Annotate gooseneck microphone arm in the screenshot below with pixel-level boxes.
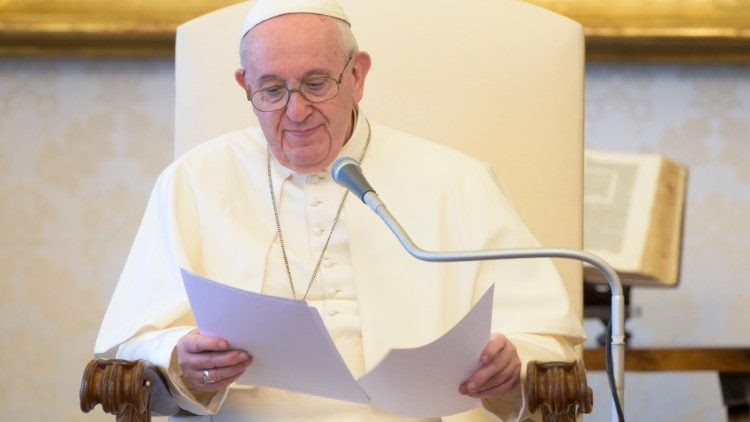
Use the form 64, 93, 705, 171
331, 157, 625, 422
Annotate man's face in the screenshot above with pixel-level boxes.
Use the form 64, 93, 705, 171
235, 14, 370, 173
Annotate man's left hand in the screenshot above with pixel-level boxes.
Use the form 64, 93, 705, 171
459, 333, 521, 398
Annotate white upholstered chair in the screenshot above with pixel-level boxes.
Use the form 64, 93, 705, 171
174, 0, 584, 317
80, 1, 590, 421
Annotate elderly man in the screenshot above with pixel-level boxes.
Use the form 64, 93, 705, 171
95, 0, 584, 420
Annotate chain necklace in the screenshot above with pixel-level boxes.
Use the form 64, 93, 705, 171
267, 118, 371, 301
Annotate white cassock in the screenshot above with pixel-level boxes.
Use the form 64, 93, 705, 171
95, 110, 585, 421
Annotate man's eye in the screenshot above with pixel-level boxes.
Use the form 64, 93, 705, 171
263, 86, 286, 99
304, 78, 328, 92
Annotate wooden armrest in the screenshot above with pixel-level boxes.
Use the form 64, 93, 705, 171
526, 360, 593, 421
80, 358, 592, 421
80, 359, 151, 422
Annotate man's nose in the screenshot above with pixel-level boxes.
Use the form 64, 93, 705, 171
285, 90, 312, 122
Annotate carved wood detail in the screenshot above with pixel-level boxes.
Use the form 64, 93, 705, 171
80, 359, 151, 422
525, 360, 593, 422
79, 358, 593, 421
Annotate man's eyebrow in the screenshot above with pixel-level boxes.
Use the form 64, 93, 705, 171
255, 67, 333, 84
256, 74, 284, 84
303, 67, 331, 77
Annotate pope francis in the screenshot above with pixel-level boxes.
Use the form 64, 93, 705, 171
94, 0, 585, 420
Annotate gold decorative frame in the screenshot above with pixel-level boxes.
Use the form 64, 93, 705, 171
0, 0, 244, 57
530, 0, 750, 62
0, 0, 749, 61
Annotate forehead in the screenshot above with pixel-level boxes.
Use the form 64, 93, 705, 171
244, 14, 345, 80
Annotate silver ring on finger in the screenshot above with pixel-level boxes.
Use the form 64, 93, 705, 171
202, 369, 217, 384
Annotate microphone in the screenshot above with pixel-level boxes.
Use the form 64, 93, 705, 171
330, 156, 626, 421
331, 157, 378, 205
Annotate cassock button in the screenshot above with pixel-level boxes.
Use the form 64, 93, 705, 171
313, 227, 324, 236
310, 175, 321, 184
310, 199, 321, 207
323, 258, 335, 267
327, 308, 339, 316
326, 287, 337, 298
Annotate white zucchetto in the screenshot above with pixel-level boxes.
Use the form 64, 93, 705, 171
240, 0, 350, 40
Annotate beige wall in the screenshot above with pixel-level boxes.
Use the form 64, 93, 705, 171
583, 63, 750, 421
0, 58, 173, 421
1, 58, 748, 421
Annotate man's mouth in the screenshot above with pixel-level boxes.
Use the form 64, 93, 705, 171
284, 125, 322, 138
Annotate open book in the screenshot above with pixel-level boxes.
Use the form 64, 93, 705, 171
583, 149, 688, 287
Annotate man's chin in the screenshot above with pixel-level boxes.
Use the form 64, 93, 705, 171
280, 144, 334, 172
285, 155, 332, 173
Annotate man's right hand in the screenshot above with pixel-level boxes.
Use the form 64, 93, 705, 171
176, 330, 252, 392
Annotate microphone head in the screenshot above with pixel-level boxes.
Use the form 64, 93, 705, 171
330, 156, 375, 202
331, 156, 360, 185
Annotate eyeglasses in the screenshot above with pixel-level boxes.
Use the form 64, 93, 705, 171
246, 53, 353, 112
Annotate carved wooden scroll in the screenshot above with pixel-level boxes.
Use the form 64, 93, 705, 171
80, 359, 151, 422
526, 360, 593, 422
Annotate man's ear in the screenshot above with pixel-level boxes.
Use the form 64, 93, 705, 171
351, 51, 371, 104
234, 68, 250, 90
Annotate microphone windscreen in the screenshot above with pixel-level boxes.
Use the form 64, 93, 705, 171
331, 157, 375, 202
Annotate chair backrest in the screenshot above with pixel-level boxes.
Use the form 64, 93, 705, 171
175, 0, 584, 317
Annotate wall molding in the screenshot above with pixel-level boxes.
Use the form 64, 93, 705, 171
1, 0, 749, 62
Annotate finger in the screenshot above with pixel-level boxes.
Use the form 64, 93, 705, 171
479, 333, 508, 364
180, 333, 230, 354
187, 349, 252, 370
184, 369, 244, 393
178, 350, 252, 383
467, 374, 520, 398
207, 370, 244, 391
462, 364, 501, 394
465, 355, 521, 396
469, 361, 521, 397
184, 360, 251, 385
182, 361, 251, 392
215, 361, 250, 382
484, 360, 519, 390
464, 350, 511, 391
462, 344, 519, 393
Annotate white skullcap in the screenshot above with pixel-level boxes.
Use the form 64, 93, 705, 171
240, 0, 350, 40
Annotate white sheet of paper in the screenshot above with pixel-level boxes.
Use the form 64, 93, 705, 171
357, 284, 492, 416
182, 269, 369, 403
182, 268, 493, 417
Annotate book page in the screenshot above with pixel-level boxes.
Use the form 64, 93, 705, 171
584, 150, 660, 271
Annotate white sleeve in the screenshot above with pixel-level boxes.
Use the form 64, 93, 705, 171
95, 165, 196, 356
95, 163, 230, 414
115, 326, 230, 415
